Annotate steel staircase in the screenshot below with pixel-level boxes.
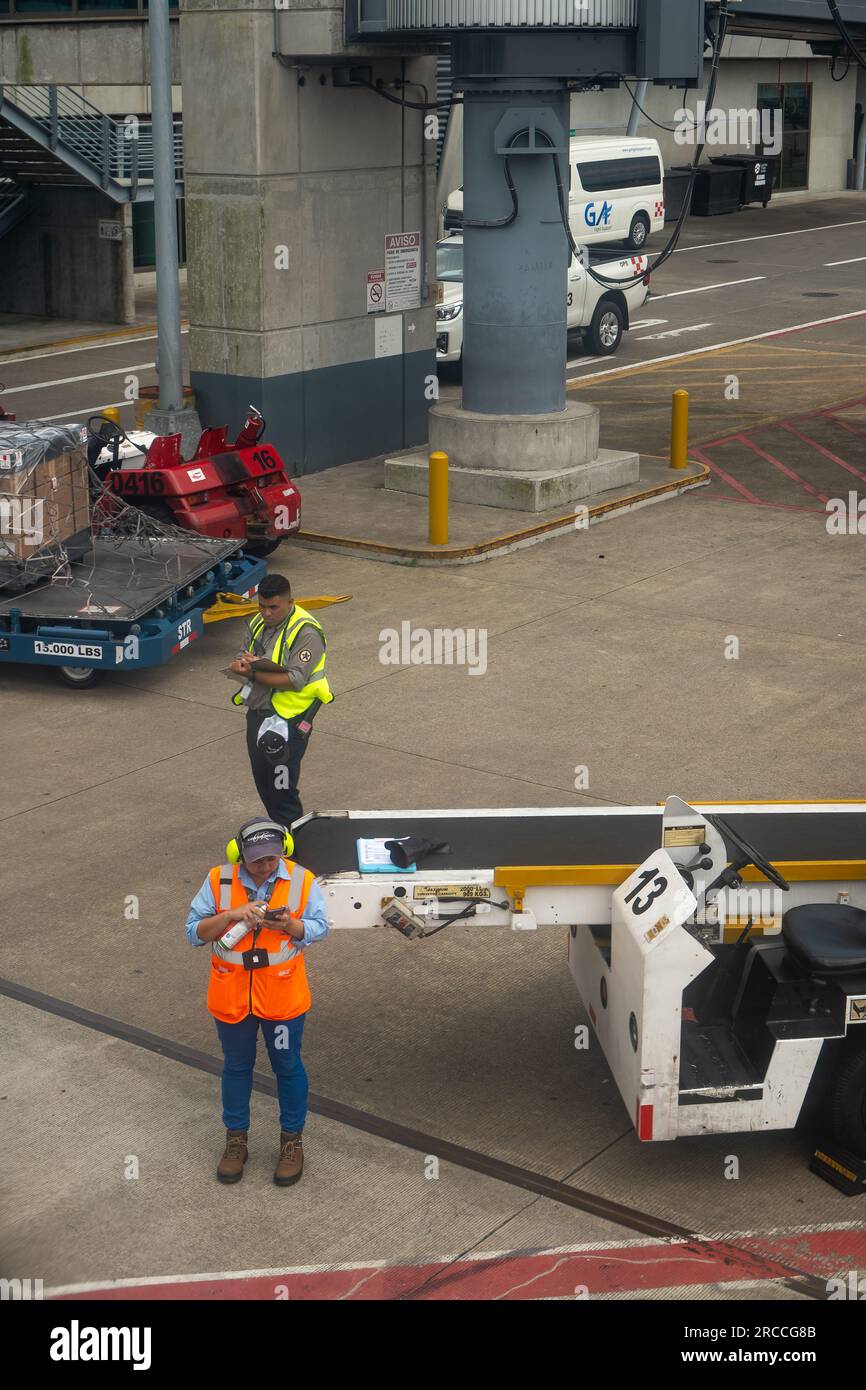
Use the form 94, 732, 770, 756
0, 83, 183, 213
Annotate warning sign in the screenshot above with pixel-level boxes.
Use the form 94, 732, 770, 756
384, 231, 421, 313
366, 269, 385, 314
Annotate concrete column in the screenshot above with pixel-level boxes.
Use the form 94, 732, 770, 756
180, 1, 436, 474
459, 78, 570, 416
0, 188, 133, 324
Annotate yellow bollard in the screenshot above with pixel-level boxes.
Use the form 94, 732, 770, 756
429, 450, 449, 545
671, 389, 689, 470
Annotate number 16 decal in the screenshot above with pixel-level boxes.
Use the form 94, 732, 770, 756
624, 866, 668, 916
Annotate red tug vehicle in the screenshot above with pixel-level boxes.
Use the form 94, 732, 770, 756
88, 406, 301, 558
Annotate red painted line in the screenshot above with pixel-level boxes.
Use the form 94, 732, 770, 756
690, 446, 763, 504
827, 414, 866, 441
780, 421, 866, 484
734, 433, 830, 504
693, 492, 821, 514
50, 1228, 866, 1302
762, 308, 866, 341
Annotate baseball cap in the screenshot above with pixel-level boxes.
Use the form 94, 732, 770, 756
240, 824, 285, 861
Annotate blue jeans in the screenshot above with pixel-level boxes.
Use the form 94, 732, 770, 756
214, 1012, 308, 1133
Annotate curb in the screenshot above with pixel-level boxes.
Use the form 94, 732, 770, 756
0, 321, 190, 360
292, 463, 710, 566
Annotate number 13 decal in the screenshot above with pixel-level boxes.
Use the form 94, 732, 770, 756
624, 866, 668, 916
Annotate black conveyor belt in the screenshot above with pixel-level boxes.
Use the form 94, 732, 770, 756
293, 810, 866, 879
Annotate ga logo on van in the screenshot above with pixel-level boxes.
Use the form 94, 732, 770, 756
584, 201, 613, 228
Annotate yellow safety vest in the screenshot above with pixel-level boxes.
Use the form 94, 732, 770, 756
233, 603, 334, 719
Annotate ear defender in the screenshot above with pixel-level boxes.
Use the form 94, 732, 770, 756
225, 823, 294, 863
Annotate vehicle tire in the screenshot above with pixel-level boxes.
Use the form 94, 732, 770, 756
245, 537, 284, 558
830, 1039, 866, 1159
587, 299, 624, 356
58, 665, 101, 689
626, 213, 650, 250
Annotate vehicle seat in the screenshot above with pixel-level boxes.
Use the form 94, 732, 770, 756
782, 903, 866, 973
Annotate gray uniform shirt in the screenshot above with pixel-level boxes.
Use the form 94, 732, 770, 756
246, 608, 326, 713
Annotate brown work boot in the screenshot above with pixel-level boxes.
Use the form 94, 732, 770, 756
274, 1130, 304, 1186
217, 1129, 248, 1184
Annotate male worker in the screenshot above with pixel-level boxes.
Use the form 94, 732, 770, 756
228, 574, 333, 827
186, 817, 329, 1185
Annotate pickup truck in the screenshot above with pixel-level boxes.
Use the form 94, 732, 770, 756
436, 234, 651, 368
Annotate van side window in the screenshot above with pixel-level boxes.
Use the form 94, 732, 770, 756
576, 156, 663, 193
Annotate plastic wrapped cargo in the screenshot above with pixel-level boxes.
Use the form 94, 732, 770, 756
0, 420, 91, 568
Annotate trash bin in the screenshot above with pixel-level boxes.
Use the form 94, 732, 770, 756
663, 168, 694, 222
710, 154, 778, 208
686, 163, 744, 216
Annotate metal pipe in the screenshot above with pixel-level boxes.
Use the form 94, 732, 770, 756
627, 78, 648, 137
148, 0, 183, 412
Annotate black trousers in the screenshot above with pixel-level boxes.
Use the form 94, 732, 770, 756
245, 709, 311, 828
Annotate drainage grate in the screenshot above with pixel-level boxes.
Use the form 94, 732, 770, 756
802, 292, 839, 298
707, 258, 738, 264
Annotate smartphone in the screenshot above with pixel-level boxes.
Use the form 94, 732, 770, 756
262, 908, 287, 922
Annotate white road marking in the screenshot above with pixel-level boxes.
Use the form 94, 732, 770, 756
35, 400, 130, 421
9, 363, 154, 393
630, 319, 668, 329
825, 256, 866, 267
0, 329, 187, 368
651, 277, 765, 301
674, 219, 866, 254
566, 307, 866, 385
635, 322, 713, 341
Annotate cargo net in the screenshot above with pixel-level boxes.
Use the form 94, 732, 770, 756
0, 417, 227, 612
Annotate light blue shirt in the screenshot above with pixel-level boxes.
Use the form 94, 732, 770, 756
185, 860, 330, 949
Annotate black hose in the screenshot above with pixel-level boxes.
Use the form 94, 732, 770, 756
827, 0, 866, 73
584, 0, 731, 293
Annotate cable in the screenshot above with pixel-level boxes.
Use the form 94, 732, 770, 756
831, 51, 851, 80
357, 75, 457, 112
827, 0, 866, 73
464, 128, 538, 229
419, 897, 511, 938
583, 0, 731, 293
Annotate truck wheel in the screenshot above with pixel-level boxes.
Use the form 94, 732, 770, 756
245, 537, 283, 558
830, 1040, 866, 1159
58, 665, 101, 689
588, 300, 624, 356
626, 213, 650, 250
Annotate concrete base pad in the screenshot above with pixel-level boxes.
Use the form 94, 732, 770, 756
384, 447, 640, 513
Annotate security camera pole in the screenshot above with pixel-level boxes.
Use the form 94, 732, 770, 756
147, 0, 200, 453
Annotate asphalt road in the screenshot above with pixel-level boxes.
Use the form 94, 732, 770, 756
1, 194, 864, 435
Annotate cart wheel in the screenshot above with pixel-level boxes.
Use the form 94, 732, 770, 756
58, 665, 102, 689
244, 537, 284, 558
830, 1040, 866, 1159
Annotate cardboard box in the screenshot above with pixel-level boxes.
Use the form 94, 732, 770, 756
0, 423, 90, 560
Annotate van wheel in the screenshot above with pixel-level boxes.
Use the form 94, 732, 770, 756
588, 300, 624, 356
830, 1040, 866, 1159
627, 213, 650, 250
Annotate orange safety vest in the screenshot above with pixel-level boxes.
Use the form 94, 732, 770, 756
206, 859, 314, 1024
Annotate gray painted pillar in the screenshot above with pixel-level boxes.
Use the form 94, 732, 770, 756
856, 109, 866, 193
627, 79, 648, 137
461, 80, 570, 416
148, 0, 183, 411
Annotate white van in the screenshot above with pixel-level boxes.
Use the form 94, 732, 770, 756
440, 136, 664, 251
568, 136, 665, 250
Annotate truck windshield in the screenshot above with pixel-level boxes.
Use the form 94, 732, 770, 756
436, 240, 464, 283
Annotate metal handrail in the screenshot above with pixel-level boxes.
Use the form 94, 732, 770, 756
0, 83, 183, 188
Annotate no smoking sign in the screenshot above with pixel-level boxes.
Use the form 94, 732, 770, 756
367, 269, 385, 314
